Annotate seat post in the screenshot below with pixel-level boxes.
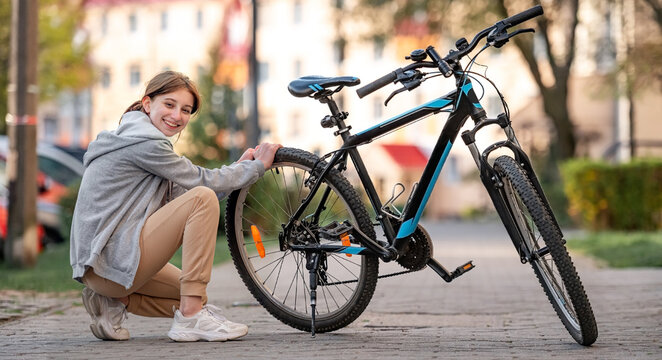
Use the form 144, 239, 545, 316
320, 95, 351, 140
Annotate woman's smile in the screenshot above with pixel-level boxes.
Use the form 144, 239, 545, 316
142, 88, 194, 137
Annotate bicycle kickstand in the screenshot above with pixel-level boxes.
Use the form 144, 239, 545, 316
306, 251, 321, 337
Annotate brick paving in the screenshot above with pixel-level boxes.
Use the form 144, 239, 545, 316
1, 220, 661, 359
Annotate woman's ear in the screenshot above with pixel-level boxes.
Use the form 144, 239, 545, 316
141, 96, 151, 114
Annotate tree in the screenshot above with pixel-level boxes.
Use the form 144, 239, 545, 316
355, 0, 581, 161
0, 0, 92, 134
183, 46, 237, 168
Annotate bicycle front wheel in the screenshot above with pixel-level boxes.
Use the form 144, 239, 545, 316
494, 155, 598, 346
225, 147, 379, 333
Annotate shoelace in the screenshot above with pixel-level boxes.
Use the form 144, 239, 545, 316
204, 305, 229, 323
109, 303, 128, 330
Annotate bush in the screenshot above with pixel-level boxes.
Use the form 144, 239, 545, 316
561, 158, 662, 230
58, 179, 81, 242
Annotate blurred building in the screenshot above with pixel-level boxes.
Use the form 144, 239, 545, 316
82, 0, 229, 139
72, 0, 661, 218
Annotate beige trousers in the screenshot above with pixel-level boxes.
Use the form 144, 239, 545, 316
82, 186, 219, 318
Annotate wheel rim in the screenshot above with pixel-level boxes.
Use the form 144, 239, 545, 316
232, 162, 369, 321
502, 179, 581, 331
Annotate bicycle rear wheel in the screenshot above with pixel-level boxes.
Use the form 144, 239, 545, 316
225, 148, 379, 333
494, 155, 598, 346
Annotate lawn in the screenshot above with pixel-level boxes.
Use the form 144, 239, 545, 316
567, 231, 662, 268
0, 236, 233, 292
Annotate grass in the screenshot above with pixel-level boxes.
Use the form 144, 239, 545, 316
567, 231, 662, 268
0, 235, 233, 293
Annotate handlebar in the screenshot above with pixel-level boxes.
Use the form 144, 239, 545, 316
501, 5, 543, 28
356, 5, 544, 98
356, 71, 397, 98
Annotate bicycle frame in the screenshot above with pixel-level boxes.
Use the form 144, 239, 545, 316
282, 72, 488, 260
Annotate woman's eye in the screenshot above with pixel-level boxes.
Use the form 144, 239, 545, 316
182, 109, 191, 115
165, 102, 174, 108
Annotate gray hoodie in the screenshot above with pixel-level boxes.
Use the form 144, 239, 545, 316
70, 111, 265, 289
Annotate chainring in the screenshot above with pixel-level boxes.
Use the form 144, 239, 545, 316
388, 215, 434, 271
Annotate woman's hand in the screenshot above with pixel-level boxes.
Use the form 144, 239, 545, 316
237, 148, 256, 162
253, 142, 282, 169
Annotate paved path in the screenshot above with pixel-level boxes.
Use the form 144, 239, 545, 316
1, 221, 661, 359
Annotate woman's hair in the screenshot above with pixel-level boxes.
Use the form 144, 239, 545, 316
123, 70, 201, 116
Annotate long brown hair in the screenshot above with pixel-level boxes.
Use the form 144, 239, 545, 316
123, 70, 201, 118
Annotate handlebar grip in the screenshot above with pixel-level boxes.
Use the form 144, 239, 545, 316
502, 5, 543, 27
356, 71, 397, 98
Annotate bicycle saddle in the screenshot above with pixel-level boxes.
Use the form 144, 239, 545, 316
288, 76, 360, 97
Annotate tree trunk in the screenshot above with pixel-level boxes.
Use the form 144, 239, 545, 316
494, 0, 579, 160
541, 86, 576, 160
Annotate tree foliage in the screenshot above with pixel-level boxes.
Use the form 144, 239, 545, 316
0, 0, 92, 134
183, 46, 237, 168
355, 0, 580, 160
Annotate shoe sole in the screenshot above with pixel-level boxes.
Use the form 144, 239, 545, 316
82, 288, 129, 341
167, 327, 248, 342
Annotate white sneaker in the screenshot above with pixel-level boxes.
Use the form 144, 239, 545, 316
81, 287, 130, 341
167, 305, 248, 342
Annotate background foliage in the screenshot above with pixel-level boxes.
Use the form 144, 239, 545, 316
0, 0, 92, 135
561, 159, 662, 230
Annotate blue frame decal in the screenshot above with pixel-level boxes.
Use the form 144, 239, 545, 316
338, 246, 366, 255
355, 97, 453, 136
396, 141, 453, 238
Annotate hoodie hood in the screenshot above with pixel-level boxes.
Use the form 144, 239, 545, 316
83, 111, 170, 167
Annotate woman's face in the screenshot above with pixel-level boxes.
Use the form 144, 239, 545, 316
142, 88, 194, 137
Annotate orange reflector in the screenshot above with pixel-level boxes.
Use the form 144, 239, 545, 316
250, 225, 265, 258
463, 263, 473, 270
340, 233, 352, 257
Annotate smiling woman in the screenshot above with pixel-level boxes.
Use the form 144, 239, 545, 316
69, 70, 281, 342
142, 88, 194, 137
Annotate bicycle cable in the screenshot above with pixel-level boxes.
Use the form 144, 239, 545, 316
453, 42, 511, 119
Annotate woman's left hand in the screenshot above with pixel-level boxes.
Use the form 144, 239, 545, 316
237, 148, 256, 162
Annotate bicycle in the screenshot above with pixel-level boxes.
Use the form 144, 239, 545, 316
225, 5, 598, 346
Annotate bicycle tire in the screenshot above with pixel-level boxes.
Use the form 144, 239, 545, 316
225, 147, 379, 333
494, 155, 598, 346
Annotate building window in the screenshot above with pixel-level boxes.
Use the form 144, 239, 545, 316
196, 65, 206, 83
293, 0, 302, 24
373, 97, 383, 119
43, 116, 58, 142
196, 9, 203, 29
333, 38, 346, 64
161, 11, 168, 31
101, 13, 108, 36
100, 67, 111, 88
443, 156, 460, 183
373, 37, 384, 60
129, 13, 137, 32
293, 59, 302, 78
258, 61, 269, 83
129, 65, 141, 86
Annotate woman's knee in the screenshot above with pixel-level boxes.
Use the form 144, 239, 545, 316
189, 186, 220, 214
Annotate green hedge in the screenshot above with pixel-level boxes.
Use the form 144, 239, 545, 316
561, 159, 662, 231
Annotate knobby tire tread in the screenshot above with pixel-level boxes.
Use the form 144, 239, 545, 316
495, 155, 598, 346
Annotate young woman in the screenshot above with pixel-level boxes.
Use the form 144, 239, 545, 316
70, 71, 280, 342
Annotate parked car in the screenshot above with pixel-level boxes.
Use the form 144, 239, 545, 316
0, 136, 85, 257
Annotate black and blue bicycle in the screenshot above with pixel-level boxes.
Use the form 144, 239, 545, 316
225, 5, 598, 345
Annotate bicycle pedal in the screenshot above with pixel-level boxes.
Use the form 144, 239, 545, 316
451, 261, 475, 279
319, 221, 354, 240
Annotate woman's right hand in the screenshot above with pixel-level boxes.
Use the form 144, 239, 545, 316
253, 142, 282, 169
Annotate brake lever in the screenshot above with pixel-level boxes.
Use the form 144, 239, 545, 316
384, 70, 424, 106
384, 87, 407, 106
489, 28, 535, 48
